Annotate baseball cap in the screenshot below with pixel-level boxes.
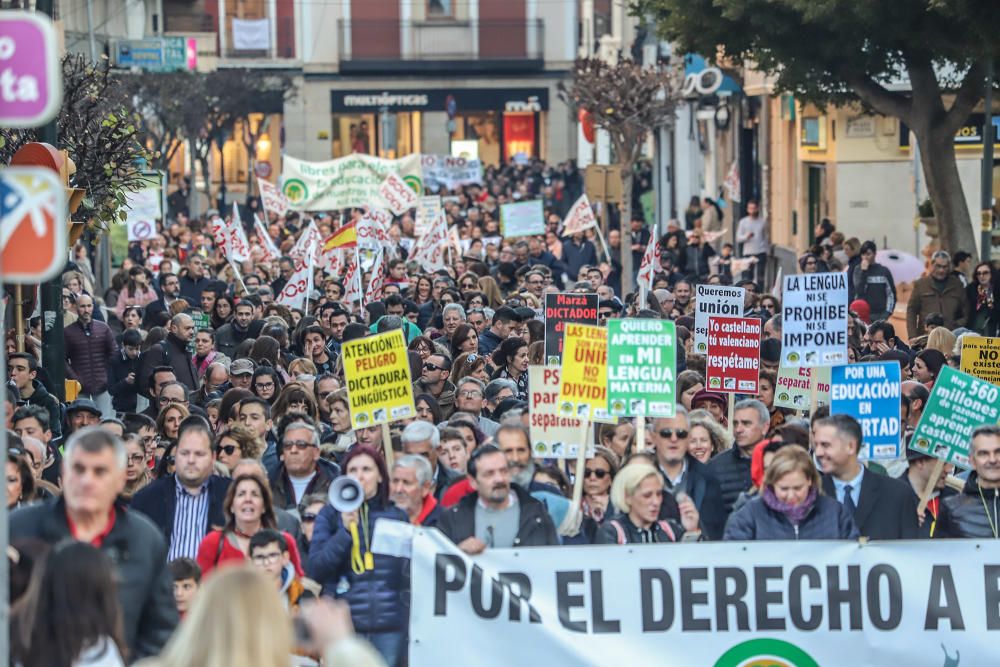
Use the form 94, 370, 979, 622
230, 358, 255, 376
66, 398, 102, 416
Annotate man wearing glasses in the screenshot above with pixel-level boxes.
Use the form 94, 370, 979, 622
269, 418, 340, 511
522, 270, 546, 300
447, 377, 499, 438
413, 353, 456, 419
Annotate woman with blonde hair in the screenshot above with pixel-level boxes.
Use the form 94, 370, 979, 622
925, 326, 957, 357
595, 462, 701, 544
687, 418, 733, 463
156, 402, 190, 442
477, 275, 504, 307
724, 445, 859, 540
215, 426, 266, 473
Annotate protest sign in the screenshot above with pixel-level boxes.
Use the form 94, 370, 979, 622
606, 319, 676, 418
909, 365, 1000, 469
543, 293, 598, 364
379, 171, 420, 215
410, 210, 449, 271
693, 284, 744, 353
410, 528, 998, 667
500, 200, 545, 238
561, 194, 598, 236
124, 188, 160, 241
210, 213, 250, 262
257, 176, 289, 218
415, 195, 442, 235
781, 272, 848, 367
705, 316, 760, 394
528, 366, 592, 458
636, 233, 660, 292
959, 336, 1000, 385
558, 323, 608, 419
275, 239, 315, 311
420, 154, 482, 189
342, 329, 414, 429
830, 362, 902, 459
281, 153, 422, 211
774, 366, 830, 410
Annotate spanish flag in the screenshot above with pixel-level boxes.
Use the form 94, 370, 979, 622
323, 222, 357, 251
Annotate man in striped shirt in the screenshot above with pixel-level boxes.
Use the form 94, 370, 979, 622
133, 417, 230, 560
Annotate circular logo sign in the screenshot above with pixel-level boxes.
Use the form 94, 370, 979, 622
402, 174, 423, 194
282, 178, 309, 205
714, 639, 819, 667
254, 161, 272, 179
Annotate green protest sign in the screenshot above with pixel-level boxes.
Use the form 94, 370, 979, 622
606, 318, 676, 417
910, 365, 1000, 469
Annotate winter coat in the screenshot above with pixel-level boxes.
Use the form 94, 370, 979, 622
412, 378, 456, 419
436, 483, 560, 547
306, 499, 410, 633
593, 513, 688, 544
21, 379, 63, 439
137, 333, 199, 393
706, 445, 754, 517
935, 473, 1000, 539
433, 461, 463, 502
851, 261, 897, 320
669, 455, 727, 540
214, 321, 254, 358
269, 457, 341, 511
906, 274, 968, 338
108, 350, 141, 413
130, 475, 231, 552
477, 328, 505, 356
723, 493, 859, 540
561, 239, 598, 282
64, 319, 118, 394
965, 281, 1000, 337
10, 498, 177, 659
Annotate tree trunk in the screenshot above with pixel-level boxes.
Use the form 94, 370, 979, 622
619, 161, 634, 297
914, 127, 977, 254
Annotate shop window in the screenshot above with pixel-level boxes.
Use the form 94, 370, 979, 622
451, 112, 501, 166
331, 112, 421, 158
503, 112, 536, 162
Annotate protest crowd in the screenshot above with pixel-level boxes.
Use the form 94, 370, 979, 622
6, 155, 1000, 667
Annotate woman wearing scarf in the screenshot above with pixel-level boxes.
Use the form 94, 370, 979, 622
966, 261, 1000, 336
723, 446, 859, 540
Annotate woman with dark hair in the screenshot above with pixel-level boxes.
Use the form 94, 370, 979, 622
307, 445, 409, 667
912, 348, 946, 388
490, 337, 529, 400
154, 440, 177, 479
414, 393, 443, 425
114, 265, 157, 321
249, 335, 286, 375
218, 387, 254, 432
196, 473, 303, 575
413, 274, 434, 305
212, 295, 235, 330
449, 323, 479, 358
407, 335, 436, 361
271, 381, 319, 423
251, 366, 282, 404
6, 451, 36, 509
967, 261, 1000, 336
451, 351, 491, 385
12, 542, 126, 666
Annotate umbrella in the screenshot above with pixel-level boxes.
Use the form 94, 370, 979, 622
876, 249, 925, 284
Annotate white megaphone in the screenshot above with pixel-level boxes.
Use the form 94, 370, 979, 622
329, 476, 364, 513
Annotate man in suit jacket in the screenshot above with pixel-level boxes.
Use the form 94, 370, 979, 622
814, 414, 919, 540
131, 417, 231, 559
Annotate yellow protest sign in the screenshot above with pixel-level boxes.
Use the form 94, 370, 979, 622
557, 323, 609, 420
342, 329, 415, 429
960, 336, 1000, 385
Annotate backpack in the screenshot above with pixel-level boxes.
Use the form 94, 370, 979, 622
609, 518, 676, 544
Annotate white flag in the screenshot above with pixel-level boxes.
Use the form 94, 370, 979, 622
276, 241, 316, 310
342, 258, 362, 303
290, 221, 322, 264
378, 172, 420, 215
410, 212, 449, 271
363, 248, 386, 307
357, 207, 394, 251
637, 234, 661, 291
210, 206, 251, 262
258, 177, 289, 219
561, 194, 598, 236
254, 214, 280, 262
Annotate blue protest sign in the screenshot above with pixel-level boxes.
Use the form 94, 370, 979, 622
830, 361, 902, 459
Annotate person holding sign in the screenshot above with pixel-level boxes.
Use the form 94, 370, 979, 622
936, 424, 1000, 538
594, 462, 702, 544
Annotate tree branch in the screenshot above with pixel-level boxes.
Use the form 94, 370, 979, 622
943, 62, 985, 134
843, 72, 912, 124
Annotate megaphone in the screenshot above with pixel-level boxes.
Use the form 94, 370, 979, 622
329, 476, 364, 513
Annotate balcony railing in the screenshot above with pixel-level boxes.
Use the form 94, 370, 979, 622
337, 19, 544, 65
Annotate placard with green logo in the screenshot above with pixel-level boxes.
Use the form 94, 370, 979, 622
909, 365, 1000, 469
606, 318, 676, 417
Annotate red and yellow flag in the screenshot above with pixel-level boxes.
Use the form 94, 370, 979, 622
322, 222, 357, 251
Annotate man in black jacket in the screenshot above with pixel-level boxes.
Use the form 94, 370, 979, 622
936, 424, 1000, 538
108, 329, 143, 413
10, 427, 177, 659
138, 313, 199, 392
8, 352, 62, 439
268, 418, 340, 510
815, 414, 919, 540
438, 444, 559, 553
898, 449, 955, 538
215, 301, 256, 358
708, 399, 769, 516
132, 416, 230, 559
142, 272, 183, 329
651, 408, 726, 540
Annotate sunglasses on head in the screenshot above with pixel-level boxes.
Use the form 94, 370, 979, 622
659, 428, 689, 440
584, 468, 609, 479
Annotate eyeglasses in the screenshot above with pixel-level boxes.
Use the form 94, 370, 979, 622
158, 396, 187, 405
459, 390, 482, 399
658, 428, 689, 440
584, 468, 609, 479
255, 382, 275, 390
218, 444, 239, 456
301, 512, 318, 523
423, 362, 446, 372
461, 282, 476, 289
127, 454, 146, 464
598, 311, 614, 319
283, 440, 316, 451
976, 270, 992, 276
251, 551, 283, 565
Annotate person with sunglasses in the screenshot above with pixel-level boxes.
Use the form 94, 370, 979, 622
268, 416, 341, 511
650, 408, 727, 540
413, 352, 457, 419
296, 492, 329, 556
581, 446, 619, 527
215, 426, 265, 474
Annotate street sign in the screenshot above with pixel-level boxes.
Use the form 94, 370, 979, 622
0, 12, 62, 127
0, 166, 67, 283
111, 37, 196, 72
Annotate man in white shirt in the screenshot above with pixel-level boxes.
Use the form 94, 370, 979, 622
735, 199, 770, 287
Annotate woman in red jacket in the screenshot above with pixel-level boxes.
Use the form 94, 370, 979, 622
196, 473, 303, 576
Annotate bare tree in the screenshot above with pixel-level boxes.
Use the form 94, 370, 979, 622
559, 56, 681, 295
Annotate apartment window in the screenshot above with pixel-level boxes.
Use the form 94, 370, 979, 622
427, 0, 453, 17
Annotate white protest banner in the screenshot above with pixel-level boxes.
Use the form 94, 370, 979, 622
500, 200, 545, 238
257, 176, 289, 219
781, 272, 848, 367
416, 195, 442, 236
363, 247, 386, 307
420, 154, 483, 189
289, 220, 322, 263
410, 212, 449, 271
379, 171, 420, 215
281, 153, 422, 211
528, 366, 592, 458
357, 208, 394, 251
636, 234, 660, 291
124, 188, 160, 241
562, 194, 598, 236
211, 209, 250, 262
342, 259, 362, 303
254, 214, 280, 262
693, 284, 745, 354
411, 529, 997, 667
275, 241, 315, 310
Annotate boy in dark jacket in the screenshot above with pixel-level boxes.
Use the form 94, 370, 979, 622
108, 329, 143, 413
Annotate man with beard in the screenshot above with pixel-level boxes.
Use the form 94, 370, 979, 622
400, 420, 461, 501
138, 314, 199, 392
215, 301, 256, 358
437, 443, 558, 553
64, 294, 118, 417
